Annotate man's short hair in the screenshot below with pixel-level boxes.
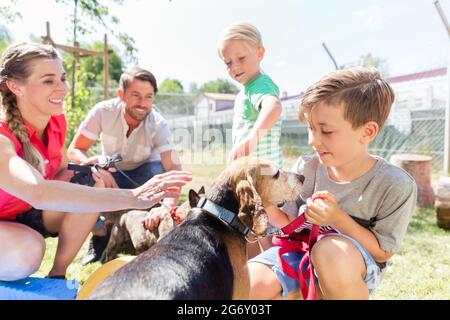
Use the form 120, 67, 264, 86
119, 67, 158, 94
299, 67, 394, 129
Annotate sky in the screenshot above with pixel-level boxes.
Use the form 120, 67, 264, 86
3, 0, 450, 96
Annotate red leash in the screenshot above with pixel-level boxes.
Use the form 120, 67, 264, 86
273, 196, 333, 300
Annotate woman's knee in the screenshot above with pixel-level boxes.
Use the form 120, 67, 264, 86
0, 223, 45, 281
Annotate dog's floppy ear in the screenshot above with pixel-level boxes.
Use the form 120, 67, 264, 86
198, 186, 205, 195
235, 175, 268, 236
188, 189, 201, 208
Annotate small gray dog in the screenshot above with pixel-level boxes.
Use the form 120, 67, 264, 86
100, 187, 205, 263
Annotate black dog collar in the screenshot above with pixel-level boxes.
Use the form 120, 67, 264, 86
196, 198, 250, 237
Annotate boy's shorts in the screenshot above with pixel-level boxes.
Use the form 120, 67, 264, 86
248, 233, 384, 297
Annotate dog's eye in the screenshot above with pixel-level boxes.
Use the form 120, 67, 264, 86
273, 170, 280, 179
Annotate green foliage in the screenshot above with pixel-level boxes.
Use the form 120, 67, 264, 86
0, 25, 13, 54
62, 43, 123, 145
63, 56, 96, 145
357, 53, 389, 76
159, 78, 184, 93
55, 0, 137, 63
199, 78, 239, 94
78, 42, 124, 85
340, 53, 389, 76
188, 82, 199, 94
50, 0, 131, 144
0, 0, 21, 23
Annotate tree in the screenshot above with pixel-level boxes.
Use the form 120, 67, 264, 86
357, 53, 389, 76
189, 82, 199, 94
159, 79, 184, 93
199, 78, 239, 94
56, 0, 137, 62
53, 0, 135, 143
0, 1, 21, 23
63, 42, 124, 143
341, 53, 389, 76
76, 41, 124, 86
1, 0, 136, 144
0, 25, 13, 54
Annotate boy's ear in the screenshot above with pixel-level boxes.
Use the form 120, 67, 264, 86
257, 47, 265, 60
361, 121, 379, 143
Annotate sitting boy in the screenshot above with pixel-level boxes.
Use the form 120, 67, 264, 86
248, 67, 417, 299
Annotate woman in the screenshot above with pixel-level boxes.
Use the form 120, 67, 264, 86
0, 42, 191, 281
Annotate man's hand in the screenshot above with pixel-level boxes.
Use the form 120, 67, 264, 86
91, 167, 119, 189
91, 169, 106, 188
81, 155, 102, 166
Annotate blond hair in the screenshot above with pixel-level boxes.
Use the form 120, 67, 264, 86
299, 67, 394, 129
0, 42, 59, 174
218, 21, 263, 58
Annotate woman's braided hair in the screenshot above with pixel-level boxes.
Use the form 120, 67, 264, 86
0, 42, 59, 174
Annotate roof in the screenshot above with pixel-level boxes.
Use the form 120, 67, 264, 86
281, 67, 448, 101
202, 92, 236, 101
281, 92, 304, 102
387, 67, 447, 84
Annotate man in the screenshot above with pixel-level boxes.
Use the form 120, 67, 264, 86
67, 67, 182, 264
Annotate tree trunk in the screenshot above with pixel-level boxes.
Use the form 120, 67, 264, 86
390, 154, 435, 208
435, 176, 450, 230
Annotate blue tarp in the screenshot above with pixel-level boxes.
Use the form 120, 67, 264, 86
0, 277, 78, 300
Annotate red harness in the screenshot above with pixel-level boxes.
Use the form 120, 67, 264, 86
272, 197, 335, 300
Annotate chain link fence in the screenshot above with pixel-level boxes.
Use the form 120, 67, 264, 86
82, 76, 448, 174
156, 83, 447, 174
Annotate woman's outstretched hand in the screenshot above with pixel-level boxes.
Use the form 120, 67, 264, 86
132, 170, 192, 209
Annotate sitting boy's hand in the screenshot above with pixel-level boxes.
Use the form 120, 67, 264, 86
305, 191, 346, 227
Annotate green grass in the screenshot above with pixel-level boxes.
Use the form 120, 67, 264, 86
371, 208, 450, 300
35, 154, 450, 299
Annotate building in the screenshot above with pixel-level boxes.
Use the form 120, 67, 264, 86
193, 92, 236, 125
387, 67, 448, 134
279, 67, 448, 134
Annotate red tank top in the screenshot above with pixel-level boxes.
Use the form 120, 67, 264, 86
0, 114, 66, 220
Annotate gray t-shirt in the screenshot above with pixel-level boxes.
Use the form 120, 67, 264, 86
283, 155, 417, 253
78, 98, 175, 171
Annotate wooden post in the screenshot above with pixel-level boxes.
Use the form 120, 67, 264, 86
41, 22, 111, 104
44, 21, 51, 44
435, 176, 450, 229
434, 1, 450, 174
390, 154, 435, 208
104, 34, 109, 100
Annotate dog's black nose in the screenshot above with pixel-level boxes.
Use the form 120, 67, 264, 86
298, 174, 305, 183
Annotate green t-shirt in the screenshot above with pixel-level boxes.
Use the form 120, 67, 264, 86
232, 74, 282, 167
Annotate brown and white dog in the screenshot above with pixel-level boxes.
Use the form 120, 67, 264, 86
88, 157, 304, 300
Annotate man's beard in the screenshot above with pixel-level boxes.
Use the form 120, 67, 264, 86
125, 105, 150, 122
